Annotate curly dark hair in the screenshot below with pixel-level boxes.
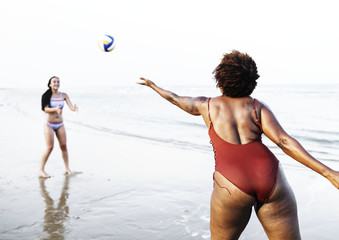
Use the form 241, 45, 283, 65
213, 50, 259, 97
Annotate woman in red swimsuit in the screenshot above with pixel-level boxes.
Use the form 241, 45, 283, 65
137, 50, 339, 239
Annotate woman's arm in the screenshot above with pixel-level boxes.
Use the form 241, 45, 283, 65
63, 93, 78, 112
44, 106, 62, 114
137, 77, 207, 116
260, 102, 339, 189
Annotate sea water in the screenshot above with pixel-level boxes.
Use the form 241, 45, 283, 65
3, 84, 339, 165
72, 84, 339, 165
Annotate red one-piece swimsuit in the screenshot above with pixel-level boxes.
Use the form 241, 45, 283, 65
208, 98, 279, 203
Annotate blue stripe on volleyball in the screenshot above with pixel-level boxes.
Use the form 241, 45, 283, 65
104, 35, 114, 51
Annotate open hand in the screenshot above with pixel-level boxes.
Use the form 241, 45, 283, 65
74, 104, 79, 112
137, 77, 155, 87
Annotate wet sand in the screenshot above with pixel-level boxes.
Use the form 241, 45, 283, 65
1, 105, 339, 239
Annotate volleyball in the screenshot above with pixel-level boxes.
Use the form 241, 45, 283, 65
98, 35, 116, 52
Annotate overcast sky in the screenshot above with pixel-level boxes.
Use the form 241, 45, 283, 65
1, 0, 338, 89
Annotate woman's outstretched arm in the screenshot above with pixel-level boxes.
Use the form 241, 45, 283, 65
137, 77, 208, 116
260, 101, 339, 189
63, 93, 78, 112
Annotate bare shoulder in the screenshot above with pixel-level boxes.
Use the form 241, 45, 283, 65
186, 96, 209, 117
209, 95, 225, 105
193, 96, 209, 113
195, 96, 209, 105
207, 96, 225, 118
253, 99, 272, 114
257, 99, 286, 140
61, 92, 69, 100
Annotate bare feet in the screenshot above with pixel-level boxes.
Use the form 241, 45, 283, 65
39, 170, 51, 178
65, 169, 73, 175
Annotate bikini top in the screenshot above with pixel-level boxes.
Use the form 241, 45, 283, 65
50, 92, 64, 109
208, 98, 263, 144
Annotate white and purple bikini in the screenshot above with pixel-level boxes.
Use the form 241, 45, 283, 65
46, 92, 64, 131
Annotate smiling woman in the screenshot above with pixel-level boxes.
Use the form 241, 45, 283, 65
39, 76, 78, 178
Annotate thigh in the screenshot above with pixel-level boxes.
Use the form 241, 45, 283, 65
44, 124, 55, 147
55, 125, 67, 146
210, 172, 256, 240
256, 165, 301, 240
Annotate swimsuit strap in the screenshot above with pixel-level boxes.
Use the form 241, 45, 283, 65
207, 98, 212, 123
253, 98, 262, 131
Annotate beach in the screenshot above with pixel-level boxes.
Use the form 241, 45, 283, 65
1, 86, 339, 239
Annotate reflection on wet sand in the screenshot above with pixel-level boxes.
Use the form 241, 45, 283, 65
39, 176, 70, 240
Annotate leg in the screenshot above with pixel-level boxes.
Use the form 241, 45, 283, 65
256, 165, 301, 240
55, 125, 73, 175
39, 124, 54, 178
210, 172, 256, 240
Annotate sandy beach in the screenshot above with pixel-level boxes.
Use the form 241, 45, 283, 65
1, 91, 339, 240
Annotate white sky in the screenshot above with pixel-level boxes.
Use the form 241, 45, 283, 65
1, 0, 338, 88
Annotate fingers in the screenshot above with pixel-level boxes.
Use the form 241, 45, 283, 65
137, 77, 156, 88
55, 105, 61, 114
137, 77, 149, 85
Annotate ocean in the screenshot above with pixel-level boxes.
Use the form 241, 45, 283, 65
68, 83, 338, 166
1, 84, 339, 239
6, 83, 338, 166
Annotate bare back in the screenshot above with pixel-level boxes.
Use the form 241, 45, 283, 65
208, 96, 261, 145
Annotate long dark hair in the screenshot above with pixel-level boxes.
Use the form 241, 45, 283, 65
41, 76, 58, 111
